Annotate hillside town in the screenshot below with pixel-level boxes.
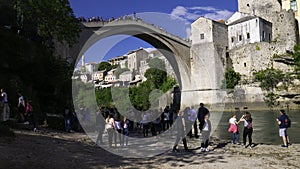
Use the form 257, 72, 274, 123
72, 48, 176, 88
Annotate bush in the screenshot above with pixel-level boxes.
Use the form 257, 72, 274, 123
222, 68, 241, 89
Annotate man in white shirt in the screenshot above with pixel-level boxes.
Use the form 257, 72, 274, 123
187, 106, 199, 138
1, 89, 9, 121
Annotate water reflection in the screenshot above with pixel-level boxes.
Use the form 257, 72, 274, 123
212, 110, 300, 144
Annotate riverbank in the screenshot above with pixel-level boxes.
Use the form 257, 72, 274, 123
0, 128, 299, 169
206, 102, 300, 112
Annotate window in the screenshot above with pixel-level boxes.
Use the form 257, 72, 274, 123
200, 33, 204, 39
291, 0, 297, 11
231, 37, 234, 43
244, 63, 247, 67
247, 33, 250, 39
262, 31, 265, 41
239, 35, 242, 41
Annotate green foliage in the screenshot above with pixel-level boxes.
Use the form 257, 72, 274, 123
73, 80, 96, 110
222, 68, 241, 89
97, 62, 117, 71
95, 88, 113, 108
160, 76, 177, 93
256, 44, 261, 51
264, 92, 278, 109
13, 0, 81, 46
254, 68, 284, 91
148, 57, 166, 71
292, 44, 300, 79
145, 68, 167, 89
0, 29, 73, 118
114, 68, 130, 79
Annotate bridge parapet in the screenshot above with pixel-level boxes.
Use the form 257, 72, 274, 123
81, 19, 191, 47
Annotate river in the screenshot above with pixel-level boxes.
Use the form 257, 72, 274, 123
211, 110, 300, 144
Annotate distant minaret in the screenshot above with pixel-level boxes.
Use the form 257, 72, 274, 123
81, 55, 85, 67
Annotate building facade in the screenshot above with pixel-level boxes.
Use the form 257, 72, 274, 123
127, 48, 148, 72
227, 12, 272, 49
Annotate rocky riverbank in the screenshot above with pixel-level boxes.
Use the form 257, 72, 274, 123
0, 128, 299, 169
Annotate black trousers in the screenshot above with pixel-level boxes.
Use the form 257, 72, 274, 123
243, 127, 253, 146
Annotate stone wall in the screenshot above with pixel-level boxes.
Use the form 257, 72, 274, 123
229, 42, 294, 78
238, 0, 297, 52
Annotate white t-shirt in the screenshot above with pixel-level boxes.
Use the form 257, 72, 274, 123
19, 96, 25, 106
229, 117, 237, 125
202, 120, 209, 131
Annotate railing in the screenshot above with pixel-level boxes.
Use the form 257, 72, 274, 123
80, 16, 192, 46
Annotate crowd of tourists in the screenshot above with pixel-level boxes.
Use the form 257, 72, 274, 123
0, 89, 37, 132
77, 12, 141, 23
0, 87, 293, 151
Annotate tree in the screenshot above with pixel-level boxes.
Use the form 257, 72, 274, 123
115, 68, 130, 79
254, 68, 284, 91
13, 0, 81, 46
222, 68, 241, 89
292, 44, 300, 79
144, 68, 167, 89
148, 57, 166, 71
97, 62, 117, 71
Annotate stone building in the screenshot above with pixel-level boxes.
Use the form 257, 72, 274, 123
119, 71, 132, 86
127, 48, 148, 72
108, 55, 127, 66
227, 12, 272, 49
104, 69, 117, 83
92, 70, 106, 82
190, 17, 228, 91
281, 0, 300, 38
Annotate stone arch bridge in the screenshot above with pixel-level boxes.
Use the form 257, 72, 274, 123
61, 19, 223, 109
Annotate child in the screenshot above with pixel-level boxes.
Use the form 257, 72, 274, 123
200, 114, 211, 152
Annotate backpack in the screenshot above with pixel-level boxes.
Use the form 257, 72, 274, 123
284, 116, 291, 128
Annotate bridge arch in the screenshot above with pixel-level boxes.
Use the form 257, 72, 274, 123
70, 19, 192, 90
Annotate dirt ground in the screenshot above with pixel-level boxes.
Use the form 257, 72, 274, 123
0, 128, 299, 169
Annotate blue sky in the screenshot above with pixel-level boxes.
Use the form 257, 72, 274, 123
69, 0, 238, 64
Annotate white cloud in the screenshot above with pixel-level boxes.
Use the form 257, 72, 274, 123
203, 10, 234, 21
171, 6, 187, 17
170, 6, 233, 38
171, 5, 234, 22
144, 47, 157, 53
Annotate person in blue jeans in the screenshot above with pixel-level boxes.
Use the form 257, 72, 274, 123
228, 114, 240, 144
123, 117, 130, 146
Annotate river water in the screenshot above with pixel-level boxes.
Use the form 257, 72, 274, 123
211, 110, 300, 144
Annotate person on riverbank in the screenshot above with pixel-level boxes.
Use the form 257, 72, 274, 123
200, 114, 211, 152
26, 100, 37, 132
105, 114, 115, 148
239, 112, 253, 148
198, 103, 210, 132
173, 110, 189, 152
18, 92, 25, 122
276, 109, 290, 148
187, 106, 199, 138
123, 117, 130, 146
1, 88, 9, 121
95, 108, 105, 145
228, 114, 240, 144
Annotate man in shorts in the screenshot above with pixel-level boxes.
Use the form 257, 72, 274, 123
276, 109, 289, 148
